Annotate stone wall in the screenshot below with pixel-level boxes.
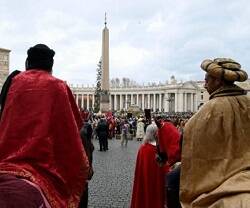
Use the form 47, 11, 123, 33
0, 48, 10, 89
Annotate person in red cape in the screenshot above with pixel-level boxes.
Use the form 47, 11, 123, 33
131, 124, 165, 208
155, 117, 181, 172
155, 116, 181, 208
0, 44, 89, 208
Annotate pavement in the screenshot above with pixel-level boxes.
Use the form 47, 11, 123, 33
88, 138, 141, 208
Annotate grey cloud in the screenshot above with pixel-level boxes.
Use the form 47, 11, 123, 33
1, 0, 250, 85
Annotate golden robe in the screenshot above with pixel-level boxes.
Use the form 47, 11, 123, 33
180, 85, 250, 208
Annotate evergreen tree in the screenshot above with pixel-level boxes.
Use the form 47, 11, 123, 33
94, 59, 102, 113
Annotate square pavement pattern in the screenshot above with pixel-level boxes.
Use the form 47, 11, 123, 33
88, 138, 141, 208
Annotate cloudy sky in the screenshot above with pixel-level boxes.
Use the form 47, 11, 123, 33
1, 0, 250, 85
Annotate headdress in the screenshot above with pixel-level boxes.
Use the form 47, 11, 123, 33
201, 58, 248, 82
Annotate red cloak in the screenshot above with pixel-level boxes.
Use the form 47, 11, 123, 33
131, 143, 165, 208
158, 122, 181, 172
0, 70, 89, 207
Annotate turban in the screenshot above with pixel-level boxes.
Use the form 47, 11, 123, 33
26, 44, 55, 70
201, 58, 248, 82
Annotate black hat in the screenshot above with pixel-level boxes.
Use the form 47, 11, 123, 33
26, 44, 55, 71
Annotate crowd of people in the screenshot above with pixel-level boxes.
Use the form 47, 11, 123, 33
0, 44, 249, 208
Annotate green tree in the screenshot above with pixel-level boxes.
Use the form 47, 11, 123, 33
94, 59, 102, 113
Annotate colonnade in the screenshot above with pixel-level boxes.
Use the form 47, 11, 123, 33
75, 94, 95, 110
110, 92, 197, 112
73, 91, 198, 112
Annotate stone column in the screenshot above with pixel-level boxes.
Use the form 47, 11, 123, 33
191, 93, 194, 112
184, 93, 186, 112
142, 94, 145, 110
181, 93, 184, 112
175, 92, 178, 112
87, 94, 89, 110
120, 94, 123, 110
159, 93, 162, 112
155, 94, 158, 110
164, 93, 169, 112
187, 93, 190, 111
114, 94, 117, 111
147, 94, 150, 109
84, 94, 86, 109
117, 95, 119, 110
92, 94, 95, 109
109, 94, 112, 110
139, 94, 142, 108
136, 94, 139, 106
153, 93, 156, 112
80, 94, 83, 108
108, 93, 112, 110
125, 94, 128, 109
76, 94, 79, 107
179, 92, 183, 112
194, 93, 197, 112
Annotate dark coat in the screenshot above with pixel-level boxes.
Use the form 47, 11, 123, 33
80, 122, 94, 165
96, 119, 109, 138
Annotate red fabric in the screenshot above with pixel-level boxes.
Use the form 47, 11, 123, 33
158, 122, 181, 173
0, 174, 45, 208
131, 143, 165, 208
105, 111, 113, 120
81, 110, 90, 122
0, 70, 89, 208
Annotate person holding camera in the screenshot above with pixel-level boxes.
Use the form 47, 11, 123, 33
131, 124, 165, 208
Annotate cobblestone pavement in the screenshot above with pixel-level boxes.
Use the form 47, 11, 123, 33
88, 138, 141, 208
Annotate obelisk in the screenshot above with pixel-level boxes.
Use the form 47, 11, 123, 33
100, 13, 110, 112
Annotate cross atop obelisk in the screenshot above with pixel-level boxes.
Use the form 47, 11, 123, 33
100, 12, 110, 112
104, 12, 107, 27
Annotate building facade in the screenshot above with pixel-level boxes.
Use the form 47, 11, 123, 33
70, 77, 250, 113
0, 48, 11, 89
1, 46, 249, 113
70, 81, 201, 113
